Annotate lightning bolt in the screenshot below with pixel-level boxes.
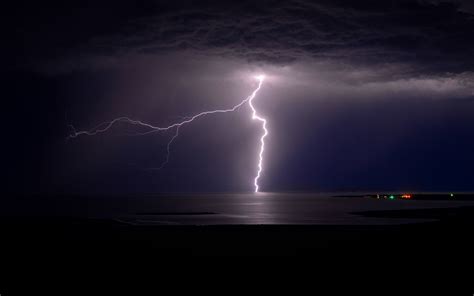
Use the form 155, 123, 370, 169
249, 75, 268, 192
69, 75, 267, 192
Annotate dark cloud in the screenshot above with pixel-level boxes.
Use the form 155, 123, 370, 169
426, 0, 474, 14
20, 0, 474, 76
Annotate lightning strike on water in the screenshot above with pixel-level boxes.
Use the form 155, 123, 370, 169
249, 75, 268, 192
69, 75, 267, 192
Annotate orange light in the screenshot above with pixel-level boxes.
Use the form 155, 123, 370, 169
401, 194, 412, 199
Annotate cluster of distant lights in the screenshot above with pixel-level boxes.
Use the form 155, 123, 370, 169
375, 194, 410, 200
374, 193, 455, 200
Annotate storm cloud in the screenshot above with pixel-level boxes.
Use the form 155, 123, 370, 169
20, 0, 473, 76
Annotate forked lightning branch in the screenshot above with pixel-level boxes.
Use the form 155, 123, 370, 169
69, 75, 268, 192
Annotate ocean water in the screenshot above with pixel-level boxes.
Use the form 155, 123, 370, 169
3, 192, 473, 225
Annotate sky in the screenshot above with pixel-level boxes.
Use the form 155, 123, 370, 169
4, 0, 474, 194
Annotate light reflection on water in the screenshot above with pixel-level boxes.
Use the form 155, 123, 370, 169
115, 192, 473, 225
2, 192, 471, 225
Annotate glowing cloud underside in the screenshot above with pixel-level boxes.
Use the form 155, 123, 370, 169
69, 76, 267, 192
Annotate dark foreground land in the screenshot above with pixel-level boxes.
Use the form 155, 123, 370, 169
1, 194, 473, 293
1, 205, 474, 255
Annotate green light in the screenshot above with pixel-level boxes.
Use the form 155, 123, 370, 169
389, 195, 395, 200
450, 193, 454, 197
